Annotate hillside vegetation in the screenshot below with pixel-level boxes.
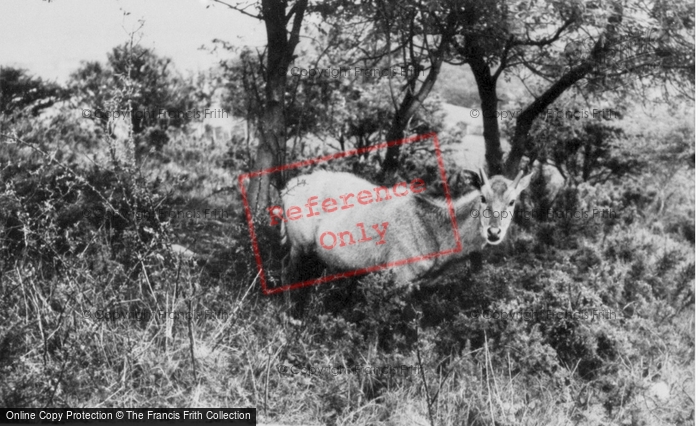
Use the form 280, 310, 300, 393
0, 66, 693, 424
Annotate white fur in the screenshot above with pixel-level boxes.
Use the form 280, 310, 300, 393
280, 170, 531, 284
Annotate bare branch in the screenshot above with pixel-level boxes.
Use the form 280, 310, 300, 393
287, 0, 308, 62
512, 16, 576, 47
212, 0, 262, 20
493, 35, 515, 81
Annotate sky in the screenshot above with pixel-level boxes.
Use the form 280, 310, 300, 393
0, 0, 267, 83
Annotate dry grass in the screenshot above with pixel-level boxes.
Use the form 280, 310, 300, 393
0, 114, 694, 426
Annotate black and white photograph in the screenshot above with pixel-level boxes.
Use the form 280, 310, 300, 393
0, 0, 695, 424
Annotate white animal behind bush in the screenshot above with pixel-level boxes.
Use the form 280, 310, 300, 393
277, 169, 532, 284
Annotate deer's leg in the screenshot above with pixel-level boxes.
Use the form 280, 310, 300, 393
282, 244, 302, 285
282, 244, 314, 318
468, 251, 483, 273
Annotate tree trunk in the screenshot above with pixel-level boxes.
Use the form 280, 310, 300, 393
247, 0, 307, 213
468, 56, 503, 175
382, 33, 450, 175
382, 99, 412, 174
503, 61, 595, 178
249, 59, 287, 212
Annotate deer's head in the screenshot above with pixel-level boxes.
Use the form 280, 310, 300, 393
476, 168, 533, 245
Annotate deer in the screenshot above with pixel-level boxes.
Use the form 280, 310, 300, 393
277, 168, 533, 287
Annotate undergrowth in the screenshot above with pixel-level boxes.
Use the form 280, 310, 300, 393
0, 103, 694, 426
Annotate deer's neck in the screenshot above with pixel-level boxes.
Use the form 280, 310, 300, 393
416, 190, 485, 255
453, 191, 486, 252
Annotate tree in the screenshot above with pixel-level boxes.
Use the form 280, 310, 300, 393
108, 44, 196, 133
322, 0, 460, 175
0, 67, 63, 119
447, 0, 694, 177
214, 0, 309, 212
70, 45, 196, 135
366, 1, 459, 174
518, 96, 630, 185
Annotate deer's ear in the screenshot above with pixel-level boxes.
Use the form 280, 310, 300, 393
463, 169, 482, 189
478, 167, 490, 189
448, 172, 462, 190
515, 171, 534, 192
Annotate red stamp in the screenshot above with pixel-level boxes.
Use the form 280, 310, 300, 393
266, 177, 428, 249
238, 133, 460, 295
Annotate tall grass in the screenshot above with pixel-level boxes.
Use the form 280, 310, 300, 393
0, 101, 694, 425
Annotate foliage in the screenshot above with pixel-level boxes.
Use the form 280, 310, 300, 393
0, 142, 169, 276
505, 93, 635, 185
69, 44, 198, 135
1, 91, 694, 424
432, 65, 481, 108
0, 5, 694, 425
439, 0, 695, 174
220, 45, 451, 171
0, 67, 65, 129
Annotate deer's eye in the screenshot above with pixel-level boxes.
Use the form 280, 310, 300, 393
509, 200, 515, 207
480, 195, 487, 204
